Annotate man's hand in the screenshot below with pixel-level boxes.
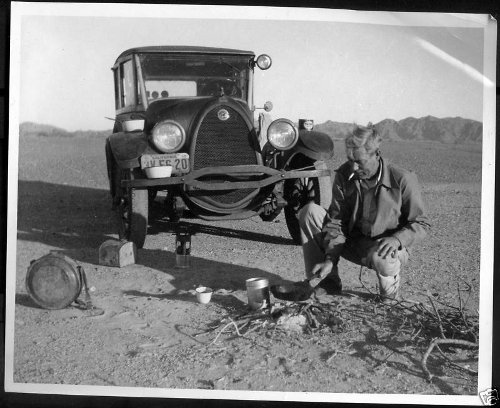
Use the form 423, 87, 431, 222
376, 237, 400, 258
310, 259, 334, 281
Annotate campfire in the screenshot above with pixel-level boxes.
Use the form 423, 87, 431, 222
190, 281, 479, 384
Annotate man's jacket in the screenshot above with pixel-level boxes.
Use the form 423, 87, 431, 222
323, 157, 430, 262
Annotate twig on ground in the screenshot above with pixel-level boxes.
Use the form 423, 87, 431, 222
453, 282, 477, 342
210, 318, 243, 345
457, 282, 464, 314
243, 320, 263, 337
411, 326, 423, 341
421, 338, 478, 382
426, 290, 446, 339
298, 303, 312, 316
307, 310, 320, 329
417, 292, 461, 312
391, 317, 408, 339
374, 350, 396, 368
326, 350, 340, 363
435, 344, 478, 375
358, 266, 376, 296
191, 325, 222, 338
457, 278, 473, 311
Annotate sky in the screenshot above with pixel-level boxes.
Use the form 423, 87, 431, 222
11, 4, 490, 131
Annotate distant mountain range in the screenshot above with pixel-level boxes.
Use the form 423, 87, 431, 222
314, 116, 482, 144
20, 116, 482, 144
19, 122, 111, 139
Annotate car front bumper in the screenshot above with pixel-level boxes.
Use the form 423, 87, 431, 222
121, 164, 330, 190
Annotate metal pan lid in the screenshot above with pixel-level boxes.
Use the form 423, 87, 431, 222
25, 252, 82, 310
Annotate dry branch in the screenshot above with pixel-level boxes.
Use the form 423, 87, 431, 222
426, 290, 446, 339
435, 345, 478, 376
357, 266, 479, 382
421, 338, 478, 382
210, 318, 243, 345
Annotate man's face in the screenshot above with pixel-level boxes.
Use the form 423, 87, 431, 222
348, 148, 380, 179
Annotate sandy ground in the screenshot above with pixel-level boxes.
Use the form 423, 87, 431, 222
8, 136, 483, 401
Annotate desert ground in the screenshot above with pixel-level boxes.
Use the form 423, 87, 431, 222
10, 134, 482, 398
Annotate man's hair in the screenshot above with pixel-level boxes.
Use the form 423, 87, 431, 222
345, 123, 382, 156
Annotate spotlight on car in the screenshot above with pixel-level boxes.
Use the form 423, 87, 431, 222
255, 54, 272, 70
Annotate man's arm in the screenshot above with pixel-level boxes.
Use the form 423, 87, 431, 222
321, 171, 349, 263
391, 172, 430, 248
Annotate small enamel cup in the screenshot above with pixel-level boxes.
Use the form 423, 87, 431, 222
195, 286, 213, 304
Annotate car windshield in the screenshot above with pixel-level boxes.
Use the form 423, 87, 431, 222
139, 53, 251, 102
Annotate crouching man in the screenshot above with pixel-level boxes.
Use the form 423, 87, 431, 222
298, 124, 430, 301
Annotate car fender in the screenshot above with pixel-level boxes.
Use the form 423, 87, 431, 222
262, 129, 334, 169
294, 129, 334, 161
108, 131, 155, 169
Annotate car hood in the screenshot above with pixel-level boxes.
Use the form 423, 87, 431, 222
144, 97, 251, 136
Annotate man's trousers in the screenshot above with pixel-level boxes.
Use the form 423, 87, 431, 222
298, 203, 409, 298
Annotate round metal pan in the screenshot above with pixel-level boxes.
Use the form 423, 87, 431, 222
270, 281, 313, 302
25, 252, 82, 310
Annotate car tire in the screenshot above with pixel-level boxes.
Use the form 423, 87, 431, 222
116, 167, 149, 249
284, 159, 332, 245
105, 140, 115, 199
148, 189, 158, 202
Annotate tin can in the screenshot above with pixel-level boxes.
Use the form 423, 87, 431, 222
175, 231, 191, 268
246, 278, 270, 310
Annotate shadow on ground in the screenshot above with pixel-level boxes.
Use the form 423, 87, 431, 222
137, 248, 294, 292
16, 180, 294, 262
16, 180, 296, 311
15, 293, 43, 309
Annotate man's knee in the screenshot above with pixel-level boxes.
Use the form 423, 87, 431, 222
298, 202, 326, 230
368, 250, 401, 277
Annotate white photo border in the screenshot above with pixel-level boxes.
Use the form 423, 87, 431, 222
5, 2, 497, 406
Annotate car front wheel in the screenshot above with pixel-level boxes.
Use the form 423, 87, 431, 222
116, 167, 148, 249
284, 159, 332, 245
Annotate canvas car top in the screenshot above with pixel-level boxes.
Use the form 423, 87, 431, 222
115, 46, 256, 64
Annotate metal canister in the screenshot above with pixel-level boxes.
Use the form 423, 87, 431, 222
246, 278, 270, 310
175, 230, 191, 268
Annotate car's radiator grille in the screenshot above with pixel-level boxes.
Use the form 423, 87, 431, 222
192, 105, 257, 205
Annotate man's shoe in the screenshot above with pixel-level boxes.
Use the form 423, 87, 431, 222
315, 276, 342, 296
379, 290, 401, 305
377, 273, 401, 305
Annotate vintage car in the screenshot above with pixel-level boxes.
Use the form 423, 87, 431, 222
105, 46, 334, 248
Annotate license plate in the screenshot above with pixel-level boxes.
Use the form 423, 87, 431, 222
140, 153, 190, 174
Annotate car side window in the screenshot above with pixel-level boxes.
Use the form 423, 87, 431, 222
113, 69, 120, 110
120, 59, 136, 108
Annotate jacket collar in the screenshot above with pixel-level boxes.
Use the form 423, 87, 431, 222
344, 156, 395, 190
379, 157, 395, 189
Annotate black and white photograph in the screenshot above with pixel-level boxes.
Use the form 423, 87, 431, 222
4, 2, 497, 405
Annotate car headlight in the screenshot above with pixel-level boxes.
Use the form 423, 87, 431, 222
267, 119, 298, 150
151, 120, 186, 153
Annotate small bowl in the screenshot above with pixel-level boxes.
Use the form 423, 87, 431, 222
195, 286, 213, 304
144, 166, 172, 179
122, 119, 144, 132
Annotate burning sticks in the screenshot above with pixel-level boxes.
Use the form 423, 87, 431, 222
194, 273, 478, 385
202, 300, 345, 345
